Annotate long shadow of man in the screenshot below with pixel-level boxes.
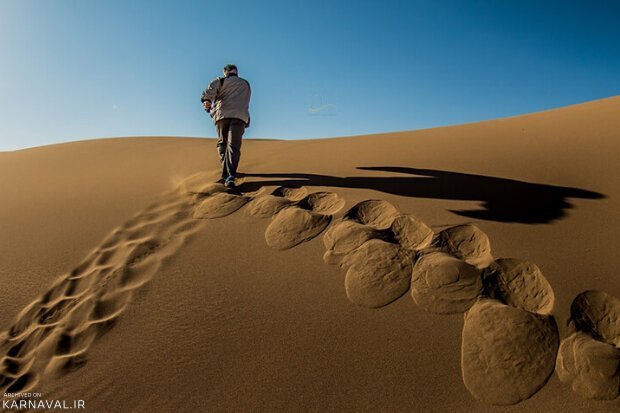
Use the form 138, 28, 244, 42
238, 166, 605, 224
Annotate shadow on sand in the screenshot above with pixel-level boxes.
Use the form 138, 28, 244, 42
237, 166, 605, 224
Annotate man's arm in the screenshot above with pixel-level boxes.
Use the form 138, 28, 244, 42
201, 78, 222, 103
201, 78, 223, 112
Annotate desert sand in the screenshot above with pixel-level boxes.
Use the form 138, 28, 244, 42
0, 95, 619, 412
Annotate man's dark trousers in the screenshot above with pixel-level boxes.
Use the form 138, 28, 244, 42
215, 117, 245, 179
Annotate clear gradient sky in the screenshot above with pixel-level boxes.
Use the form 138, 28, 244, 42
1, 0, 619, 151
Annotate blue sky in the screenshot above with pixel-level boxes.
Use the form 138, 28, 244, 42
1, 0, 619, 151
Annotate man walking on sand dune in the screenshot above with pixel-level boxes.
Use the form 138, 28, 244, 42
201, 64, 252, 188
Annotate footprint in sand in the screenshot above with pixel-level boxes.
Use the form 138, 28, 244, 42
556, 290, 620, 400
0, 185, 203, 393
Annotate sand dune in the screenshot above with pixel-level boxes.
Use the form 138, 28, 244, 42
0, 96, 619, 411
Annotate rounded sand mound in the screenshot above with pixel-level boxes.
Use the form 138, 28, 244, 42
247, 195, 294, 218
556, 290, 620, 400
301, 192, 345, 215
344, 200, 399, 229
322, 221, 384, 266
390, 214, 433, 251
436, 224, 493, 268
556, 330, 620, 400
411, 252, 482, 314
271, 186, 308, 201
258, 190, 344, 250
193, 193, 250, 219
570, 290, 620, 347
483, 258, 555, 315
461, 298, 559, 405
343, 239, 413, 308
265, 207, 331, 250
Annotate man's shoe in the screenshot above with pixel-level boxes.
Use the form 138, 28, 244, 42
224, 176, 236, 188
217, 177, 226, 184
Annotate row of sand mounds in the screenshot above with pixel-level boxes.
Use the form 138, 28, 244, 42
556, 290, 620, 400
322, 199, 563, 405
188, 179, 346, 251
182, 177, 620, 405
182, 178, 620, 405
323, 199, 496, 312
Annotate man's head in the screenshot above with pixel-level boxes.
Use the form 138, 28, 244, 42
223, 64, 238, 77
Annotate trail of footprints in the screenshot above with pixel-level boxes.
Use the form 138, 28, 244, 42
1, 171, 618, 406
0, 187, 204, 393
